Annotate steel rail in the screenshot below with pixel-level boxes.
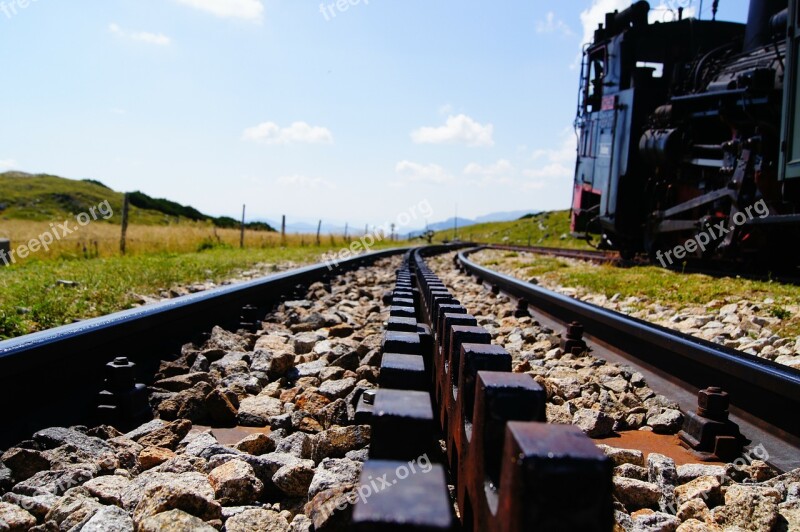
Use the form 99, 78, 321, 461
458, 247, 800, 441
485, 243, 618, 263
482, 243, 800, 284
0, 247, 408, 448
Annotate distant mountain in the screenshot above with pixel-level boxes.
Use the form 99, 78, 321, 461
263, 220, 354, 235
406, 210, 539, 238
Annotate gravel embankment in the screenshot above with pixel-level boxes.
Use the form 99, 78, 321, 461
472, 249, 800, 371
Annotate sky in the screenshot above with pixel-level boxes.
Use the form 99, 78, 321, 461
0, 0, 749, 230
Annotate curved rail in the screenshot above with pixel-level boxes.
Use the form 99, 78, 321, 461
486, 243, 619, 263
483, 243, 800, 284
457, 247, 800, 440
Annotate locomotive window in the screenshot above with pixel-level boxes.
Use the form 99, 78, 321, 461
792, 42, 800, 166
586, 58, 605, 111
636, 61, 664, 78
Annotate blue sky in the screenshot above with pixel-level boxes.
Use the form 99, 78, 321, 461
0, 0, 748, 229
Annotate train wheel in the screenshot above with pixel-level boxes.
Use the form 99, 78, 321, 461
619, 249, 635, 261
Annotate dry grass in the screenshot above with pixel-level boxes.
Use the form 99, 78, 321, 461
0, 220, 408, 338
0, 220, 354, 262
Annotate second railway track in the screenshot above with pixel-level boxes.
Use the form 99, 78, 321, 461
453, 248, 800, 470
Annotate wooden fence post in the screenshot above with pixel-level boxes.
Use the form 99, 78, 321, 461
240, 204, 246, 249
0, 239, 10, 266
120, 193, 130, 255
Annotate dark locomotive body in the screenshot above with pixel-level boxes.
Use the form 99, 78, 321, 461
571, 0, 800, 266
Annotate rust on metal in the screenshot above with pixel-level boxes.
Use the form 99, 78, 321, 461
679, 386, 748, 462
597, 430, 725, 466
382, 331, 421, 355
439, 313, 477, 367
370, 389, 435, 462
389, 305, 416, 319
387, 316, 418, 333
380, 353, 428, 391
495, 422, 613, 531
351, 460, 455, 531
561, 320, 588, 353
513, 297, 530, 318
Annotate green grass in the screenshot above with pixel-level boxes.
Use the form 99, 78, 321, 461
436, 210, 592, 249
0, 242, 404, 339
480, 252, 800, 338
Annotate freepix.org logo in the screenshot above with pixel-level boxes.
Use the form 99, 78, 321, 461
0, 200, 114, 266
655, 199, 769, 267
319, 0, 370, 21
0, 0, 40, 20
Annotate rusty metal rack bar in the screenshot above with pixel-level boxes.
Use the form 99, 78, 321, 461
351, 249, 614, 531
352, 251, 457, 531
456, 247, 800, 445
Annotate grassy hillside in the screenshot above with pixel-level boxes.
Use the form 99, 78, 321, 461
0, 172, 274, 230
434, 210, 592, 250
1, 172, 156, 224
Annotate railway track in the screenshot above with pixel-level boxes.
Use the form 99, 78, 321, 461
485, 243, 800, 285
455, 248, 800, 469
0, 245, 798, 530
486, 243, 620, 264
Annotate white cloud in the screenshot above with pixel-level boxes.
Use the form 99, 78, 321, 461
0, 159, 17, 170
523, 134, 577, 181
522, 180, 547, 190
463, 159, 515, 186
275, 175, 336, 189
174, 0, 264, 22
109, 23, 171, 46
536, 12, 574, 36
395, 161, 454, 185
579, 1, 694, 47
464, 159, 514, 176
242, 122, 334, 145
579, 0, 632, 46
523, 162, 573, 180
648, 1, 695, 23
532, 133, 577, 165
411, 114, 494, 147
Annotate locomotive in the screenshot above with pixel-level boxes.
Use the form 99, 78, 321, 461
571, 0, 800, 267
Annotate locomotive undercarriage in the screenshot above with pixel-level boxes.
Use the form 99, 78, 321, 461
634, 46, 796, 267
